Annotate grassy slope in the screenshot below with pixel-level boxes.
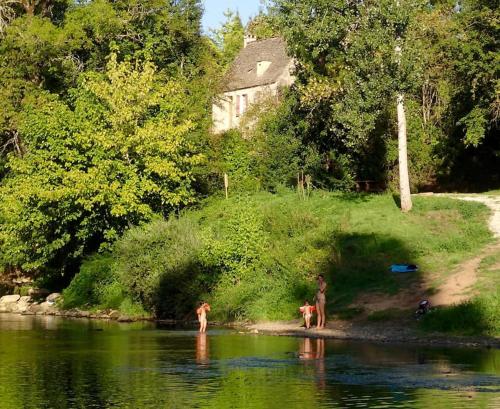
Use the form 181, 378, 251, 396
62, 190, 494, 331
417, 192, 499, 336
188, 191, 491, 321
420, 243, 500, 337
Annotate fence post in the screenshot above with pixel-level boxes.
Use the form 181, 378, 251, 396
224, 173, 229, 199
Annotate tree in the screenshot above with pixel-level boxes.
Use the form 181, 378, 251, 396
210, 9, 244, 68
0, 55, 203, 274
246, 11, 281, 39
452, 0, 498, 147
271, 0, 429, 209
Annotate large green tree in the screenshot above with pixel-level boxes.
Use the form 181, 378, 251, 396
271, 0, 438, 207
0, 55, 203, 273
0, 0, 207, 160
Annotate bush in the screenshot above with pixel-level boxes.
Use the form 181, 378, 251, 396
62, 253, 119, 309
113, 217, 205, 318
420, 295, 500, 336
62, 253, 148, 316
207, 129, 260, 193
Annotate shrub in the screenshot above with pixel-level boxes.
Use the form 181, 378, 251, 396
207, 129, 260, 193
113, 217, 204, 318
420, 294, 500, 336
62, 253, 120, 309
200, 199, 313, 321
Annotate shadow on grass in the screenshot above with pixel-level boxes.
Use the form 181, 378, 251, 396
327, 192, 377, 205
315, 232, 422, 311
391, 193, 401, 209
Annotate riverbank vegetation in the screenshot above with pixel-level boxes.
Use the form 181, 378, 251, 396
62, 192, 491, 321
420, 245, 500, 336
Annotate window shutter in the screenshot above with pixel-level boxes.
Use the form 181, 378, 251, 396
242, 94, 248, 113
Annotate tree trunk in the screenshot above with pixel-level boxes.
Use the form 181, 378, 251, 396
22, 0, 35, 16
397, 93, 412, 212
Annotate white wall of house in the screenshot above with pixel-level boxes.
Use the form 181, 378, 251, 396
212, 62, 294, 134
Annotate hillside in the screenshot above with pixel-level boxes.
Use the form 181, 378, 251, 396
60, 190, 497, 335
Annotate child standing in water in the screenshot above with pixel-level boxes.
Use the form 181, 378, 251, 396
300, 300, 314, 329
196, 302, 210, 333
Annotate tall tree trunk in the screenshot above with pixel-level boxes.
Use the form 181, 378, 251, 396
397, 93, 412, 212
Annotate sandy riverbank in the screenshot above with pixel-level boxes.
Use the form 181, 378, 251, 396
246, 319, 500, 349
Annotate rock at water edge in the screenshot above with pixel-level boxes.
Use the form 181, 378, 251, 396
0, 295, 21, 304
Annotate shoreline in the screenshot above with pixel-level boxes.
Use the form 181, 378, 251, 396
245, 320, 500, 349
2, 308, 499, 349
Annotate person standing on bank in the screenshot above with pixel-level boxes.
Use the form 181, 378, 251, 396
315, 274, 327, 329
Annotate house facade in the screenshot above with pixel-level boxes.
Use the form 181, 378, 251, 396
212, 36, 294, 133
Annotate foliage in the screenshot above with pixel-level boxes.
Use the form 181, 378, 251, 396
239, 93, 302, 190
62, 253, 116, 309
420, 294, 500, 337
84, 191, 490, 321
62, 252, 147, 316
210, 9, 244, 68
209, 90, 356, 193
268, 0, 499, 190
199, 199, 307, 321
246, 11, 281, 39
206, 129, 260, 193
0, 1, 209, 152
452, 0, 499, 147
0, 55, 203, 273
113, 217, 205, 318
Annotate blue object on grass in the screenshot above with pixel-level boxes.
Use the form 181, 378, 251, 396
390, 264, 418, 273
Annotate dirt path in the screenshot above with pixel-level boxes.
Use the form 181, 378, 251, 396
430, 241, 500, 306
351, 194, 500, 310
429, 194, 500, 306
249, 194, 500, 344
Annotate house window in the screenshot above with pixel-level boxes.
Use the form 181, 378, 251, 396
228, 96, 233, 127
257, 61, 272, 77
242, 94, 248, 114
235, 94, 249, 118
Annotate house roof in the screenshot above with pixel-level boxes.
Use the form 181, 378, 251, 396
223, 37, 292, 92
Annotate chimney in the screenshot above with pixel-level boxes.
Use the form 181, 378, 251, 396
244, 34, 257, 48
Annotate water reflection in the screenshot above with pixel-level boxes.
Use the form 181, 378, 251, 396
196, 332, 210, 365
0, 314, 498, 409
315, 338, 326, 390
298, 338, 326, 390
298, 337, 314, 360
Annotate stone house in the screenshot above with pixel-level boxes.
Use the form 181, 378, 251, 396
212, 36, 295, 133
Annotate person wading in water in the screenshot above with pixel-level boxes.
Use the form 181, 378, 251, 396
315, 274, 327, 329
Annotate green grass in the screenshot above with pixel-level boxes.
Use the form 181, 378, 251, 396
419, 295, 499, 336
482, 189, 500, 195
64, 190, 492, 322
420, 240, 500, 337
187, 190, 491, 321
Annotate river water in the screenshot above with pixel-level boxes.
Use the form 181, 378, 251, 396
0, 314, 498, 409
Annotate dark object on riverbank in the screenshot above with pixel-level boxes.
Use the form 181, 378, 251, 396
415, 300, 431, 320
390, 264, 418, 273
